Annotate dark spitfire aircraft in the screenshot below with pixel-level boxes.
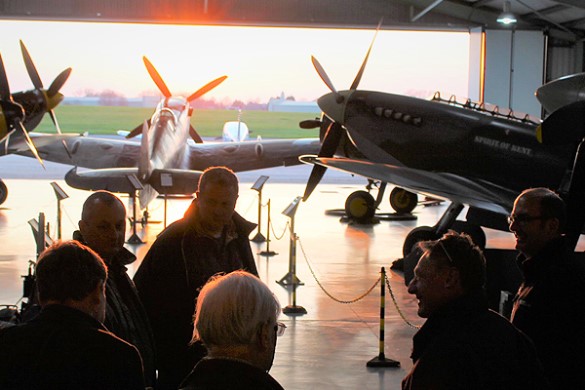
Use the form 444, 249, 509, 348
0, 40, 72, 204
301, 31, 585, 256
38, 57, 320, 209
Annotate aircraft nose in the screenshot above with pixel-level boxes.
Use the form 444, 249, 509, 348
317, 91, 352, 125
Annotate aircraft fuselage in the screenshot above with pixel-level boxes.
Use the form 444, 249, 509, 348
333, 91, 572, 193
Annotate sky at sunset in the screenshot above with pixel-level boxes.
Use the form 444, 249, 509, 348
0, 20, 470, 104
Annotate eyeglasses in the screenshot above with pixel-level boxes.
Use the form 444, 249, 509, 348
274, 322, 287, 337
507, 214, 547, 225
438, 240, 455, 264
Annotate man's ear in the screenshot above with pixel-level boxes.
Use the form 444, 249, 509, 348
444, 267, 461, 289
256, 322, 271, 351
78, 220, 86, 233
546, 217, 561, 234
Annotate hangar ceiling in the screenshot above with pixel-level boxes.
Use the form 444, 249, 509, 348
0, 0, 584, 43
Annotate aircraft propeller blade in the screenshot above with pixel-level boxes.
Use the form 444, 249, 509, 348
187, 76, 228, 103
311, 56, 337, 94
189, 125, 204, 144
537, 100, 585, 145
143, 56, 172, 98
49, 109, 72, 158
20, 40, 44, 90
17, 120, 45, 169
0, 53, 11, 101
350, 19, 382, 90
299, 119, 322, 129
302, 122, 343, 201
126, 120, 150, 139
47, 67, 72, 98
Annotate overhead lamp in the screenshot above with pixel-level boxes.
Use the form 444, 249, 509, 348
497, 1, 517, 25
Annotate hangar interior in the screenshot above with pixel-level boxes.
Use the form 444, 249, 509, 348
1, 1, 585, 389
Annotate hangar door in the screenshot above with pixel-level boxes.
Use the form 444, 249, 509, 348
469, 28, 545, 118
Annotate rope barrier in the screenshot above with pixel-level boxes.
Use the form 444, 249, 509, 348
384, 272, 420, 329
298, 237, 380, 304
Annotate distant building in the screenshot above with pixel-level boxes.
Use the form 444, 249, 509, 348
267, 92, 320, 113
63, 96, 160, 107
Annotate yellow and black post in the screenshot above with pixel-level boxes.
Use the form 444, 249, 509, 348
367, 267, 400, 367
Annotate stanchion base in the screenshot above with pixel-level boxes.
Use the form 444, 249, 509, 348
283, 305, 307, 315
259, 250, 278, 257
366, 355, 400, 368
127, 233, 145, 245
277, 272, 304, 287
251, 232, 266, 243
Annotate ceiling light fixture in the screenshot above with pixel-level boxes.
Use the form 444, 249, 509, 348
497, 1, 517, 25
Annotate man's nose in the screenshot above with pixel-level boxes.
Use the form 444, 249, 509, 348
407, 280, 416, 294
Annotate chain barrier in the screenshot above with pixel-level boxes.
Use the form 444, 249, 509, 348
384, 272, 420, 329
269, 214, 289, 241
297, 237, 380, 304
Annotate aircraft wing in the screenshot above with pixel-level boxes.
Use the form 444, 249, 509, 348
300, 155, 517, 215
186, 138, 321, 172
3, 132, 80, 154
65, 167, 202, 195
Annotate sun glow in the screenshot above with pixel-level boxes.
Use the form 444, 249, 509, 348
0, 20, 470, 103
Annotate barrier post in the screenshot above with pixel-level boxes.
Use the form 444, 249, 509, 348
277, 196, 303, 287
49, 182, 68, 240
366, 267, 400, 367
251, 176, 269, 243
259, 199, 277, 256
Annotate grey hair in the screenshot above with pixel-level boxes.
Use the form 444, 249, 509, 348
192, 271, 281, 347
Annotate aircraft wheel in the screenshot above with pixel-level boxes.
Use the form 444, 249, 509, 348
402, 226, 438, 257
389, 187, 418, 214
0, 179, 7, 206
451, 221, 486, 249
345, 190, 376, 223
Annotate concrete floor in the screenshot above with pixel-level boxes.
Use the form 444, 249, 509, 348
0, 156, 526, 389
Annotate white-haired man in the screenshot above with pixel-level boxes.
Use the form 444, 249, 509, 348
179, 271, 284, 390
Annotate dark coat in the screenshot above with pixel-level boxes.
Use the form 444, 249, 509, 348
512, 236, 585, 389
74, 230, 157, 388
179, 358, 285, 390
402, 291, 548, 390
134, 200, 258, 390
0, 304, 145, 390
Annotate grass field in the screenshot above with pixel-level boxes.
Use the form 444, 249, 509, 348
34, 106, 321, 139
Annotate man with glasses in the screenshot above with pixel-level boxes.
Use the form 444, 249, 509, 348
402, 232, 547, 389
179, 271, 284, 390
509, 187, 585, 389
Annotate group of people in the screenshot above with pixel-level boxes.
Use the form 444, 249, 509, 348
403, 187, 585, 389
0, 164, 584, 389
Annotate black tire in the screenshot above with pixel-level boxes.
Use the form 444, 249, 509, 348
0, 179, 7, 206
344, 190, 376, 223
402, 225, 438, 257
451, 221, 487, 249
389, 187, 418, 214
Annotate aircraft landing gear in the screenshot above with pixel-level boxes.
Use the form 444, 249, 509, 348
0, 179, 7, 206
344, 190, 376, 223
401, 202, 486, 257
389, 187, 418, 214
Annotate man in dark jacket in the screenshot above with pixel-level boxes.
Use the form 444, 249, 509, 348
134, 166, 258, 389
76, 190, 157, 388
402, 232, 548, 390
179, 271, 284, 390
0, 240, 144, 390
509, 187, 585, 389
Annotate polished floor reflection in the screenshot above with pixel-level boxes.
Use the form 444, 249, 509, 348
0, 162, 532, 389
